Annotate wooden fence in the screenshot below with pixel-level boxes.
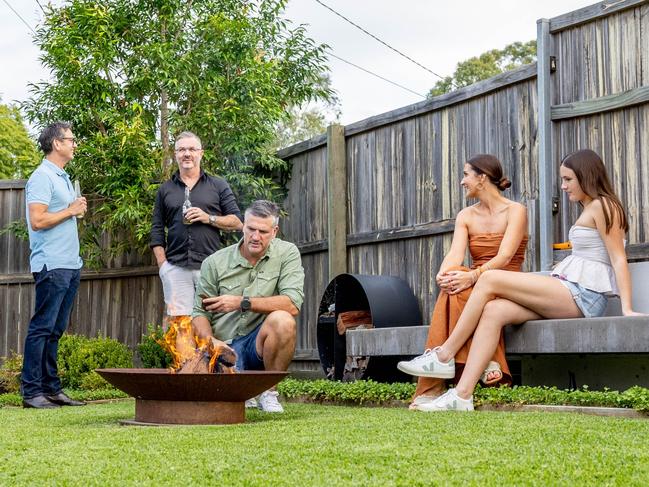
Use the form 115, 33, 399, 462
2, 1, 648, 372
280, 0, 649, 370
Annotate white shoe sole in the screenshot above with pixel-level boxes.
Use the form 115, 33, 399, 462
397, 362, 455, 378
417, 405, 474, 412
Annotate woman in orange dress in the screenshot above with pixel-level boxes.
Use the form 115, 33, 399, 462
399, 154, 528, 410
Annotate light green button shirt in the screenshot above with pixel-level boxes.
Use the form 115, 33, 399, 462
192, 238, 305, 342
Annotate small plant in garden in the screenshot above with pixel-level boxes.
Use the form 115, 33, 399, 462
0, 352, 22, 394
137, 324, 172, 369
57, 334, 133, 389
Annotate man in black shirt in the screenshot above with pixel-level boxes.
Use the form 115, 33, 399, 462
150, 131, 242, 319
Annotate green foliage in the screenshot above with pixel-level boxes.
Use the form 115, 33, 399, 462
279, 378, 416, 403
272, 74, 341, 150
57, 334, 133, 389
0, 352, 23, 394
24, 0, 334, 266
429, 40, 536, 97
278, 378, 649, 412
0, 101, 40, 179
137, 324, 172, 368
0, 219, 29, 242
476, 384, 649, 411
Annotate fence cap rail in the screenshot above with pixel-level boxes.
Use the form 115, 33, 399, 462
0, 179, 27, 189
549, 0, 648, 33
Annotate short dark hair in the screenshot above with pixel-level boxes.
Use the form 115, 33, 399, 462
245, 200, 280, 226
38, 122, 72, 154
175, 131, 202, 148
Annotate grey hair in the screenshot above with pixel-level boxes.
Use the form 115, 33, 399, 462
244, 200, 280, 227
175, 131, 202, 148
38, 121, 72, 154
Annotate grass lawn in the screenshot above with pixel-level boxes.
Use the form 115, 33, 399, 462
1, 400, 648, 485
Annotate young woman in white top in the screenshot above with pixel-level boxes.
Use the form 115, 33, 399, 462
398, 149, 643, 411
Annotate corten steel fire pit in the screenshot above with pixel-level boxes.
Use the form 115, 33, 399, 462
96, 368, 287, 425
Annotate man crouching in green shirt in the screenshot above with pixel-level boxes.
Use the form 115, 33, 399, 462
192, 200, 304, 413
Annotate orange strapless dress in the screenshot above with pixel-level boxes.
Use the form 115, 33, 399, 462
414, 233, 528, 398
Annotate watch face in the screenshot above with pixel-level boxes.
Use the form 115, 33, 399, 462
241, 297, 251, 311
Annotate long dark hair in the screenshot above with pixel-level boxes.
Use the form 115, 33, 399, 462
561, 149, 628, 233
467, 154, 511, 191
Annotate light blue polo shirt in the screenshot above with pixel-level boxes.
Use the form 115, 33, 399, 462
25, 159, 83, 272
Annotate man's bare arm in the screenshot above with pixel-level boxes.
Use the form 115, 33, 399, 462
201, 294, 299, 316
29, 200, 86, 231
213, 214, 243, 231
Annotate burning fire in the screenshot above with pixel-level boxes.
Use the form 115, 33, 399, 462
159, 316, 236, 374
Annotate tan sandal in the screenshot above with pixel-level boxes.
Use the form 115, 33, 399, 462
480, 361, 502, 386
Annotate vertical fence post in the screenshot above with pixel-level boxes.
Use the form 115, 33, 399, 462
326, 124, 347, 280
537, 18, 554, 271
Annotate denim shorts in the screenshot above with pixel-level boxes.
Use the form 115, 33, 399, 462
557, 279, 608, 318
230, 323, 265, 371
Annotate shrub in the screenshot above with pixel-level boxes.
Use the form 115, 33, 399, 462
277, 379, 649, 413
80, 371, 111, 391
58, 334, 133, 389
137, 324, 172, 369
0, 352, 22, 394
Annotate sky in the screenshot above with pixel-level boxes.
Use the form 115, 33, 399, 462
0, 0, 596, 127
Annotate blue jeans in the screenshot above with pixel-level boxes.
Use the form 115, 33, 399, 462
230, 323, 265, 371
21, 267, 81, 399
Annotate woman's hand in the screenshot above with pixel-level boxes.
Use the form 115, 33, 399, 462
442, 270, 476, 294
436, 270, 452, 293
622, 309, 646, 317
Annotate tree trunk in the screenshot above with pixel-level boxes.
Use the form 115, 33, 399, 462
160, 18, 171, 170
160, 88, 170, 170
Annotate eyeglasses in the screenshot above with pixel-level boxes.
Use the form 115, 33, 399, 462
59, 137, 77, 143
174, 147, 202, 154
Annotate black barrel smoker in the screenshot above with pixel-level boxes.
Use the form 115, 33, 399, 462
316, 274, 422, 382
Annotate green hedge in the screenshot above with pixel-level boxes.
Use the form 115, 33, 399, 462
277, 379, 649, 412
0, 352, 22, 394
58, 334, 133, 389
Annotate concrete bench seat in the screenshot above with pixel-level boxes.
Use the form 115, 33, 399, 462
346, 316, 649, 357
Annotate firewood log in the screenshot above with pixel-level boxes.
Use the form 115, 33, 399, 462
336, 310, 372, 335
178, 353, 210, 374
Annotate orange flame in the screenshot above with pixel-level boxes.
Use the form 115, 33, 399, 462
159, 316, 236, 374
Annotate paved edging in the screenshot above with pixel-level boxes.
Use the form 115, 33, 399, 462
478, 403, 648, 419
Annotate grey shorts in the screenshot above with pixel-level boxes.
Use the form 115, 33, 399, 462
557, 279, 608, 318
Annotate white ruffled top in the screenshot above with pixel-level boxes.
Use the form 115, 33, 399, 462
551, 225, 619, 296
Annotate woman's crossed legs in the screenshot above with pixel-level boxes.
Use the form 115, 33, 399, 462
436, 270, 583, 400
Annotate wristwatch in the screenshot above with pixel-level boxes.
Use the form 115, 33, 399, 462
208, 214, 216, 226
240, 296, 251, 312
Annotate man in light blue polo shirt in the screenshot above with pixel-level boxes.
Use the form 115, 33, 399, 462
21, 122, 87, 409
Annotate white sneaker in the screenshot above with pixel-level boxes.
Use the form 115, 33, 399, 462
408, 394, 442, 411
417, 388, 474, 412
257, 390, 284, 413
397, 347, 455, 378
244, 397, 258, 409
